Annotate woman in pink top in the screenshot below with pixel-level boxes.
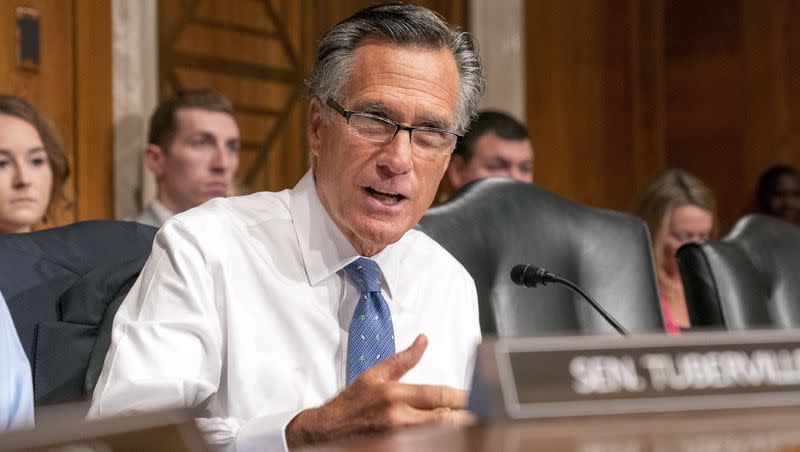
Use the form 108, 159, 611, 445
634, 169, 717, 333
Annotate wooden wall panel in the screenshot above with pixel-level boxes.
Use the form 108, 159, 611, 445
524, 0, 800, 232
525, 0, 665, 212
74, 0, 113, 220
160, 0, 466, 195
160, 0, 307, 193
0, 0, 113, 227
664, 0, 800, 230
0, 1, 76, 227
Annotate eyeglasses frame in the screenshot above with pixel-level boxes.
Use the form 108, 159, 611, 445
325, 98, 462, 153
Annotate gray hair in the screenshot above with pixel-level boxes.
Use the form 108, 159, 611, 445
306, 3, 484, 134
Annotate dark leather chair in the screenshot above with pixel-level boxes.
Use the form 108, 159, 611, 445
0, 220, 157, 405
677, 214, 800, 330
417, 178, 663, 336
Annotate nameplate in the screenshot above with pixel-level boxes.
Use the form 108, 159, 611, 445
469, 330, 800, 421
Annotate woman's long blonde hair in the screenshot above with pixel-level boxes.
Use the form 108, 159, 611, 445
634, 169, 717, 281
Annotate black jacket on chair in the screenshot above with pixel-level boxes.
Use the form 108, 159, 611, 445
0, 220, 157, 405
417, 178, 663, 336
677, 214, 800, 330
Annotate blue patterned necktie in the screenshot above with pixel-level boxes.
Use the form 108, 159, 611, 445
345, 257, 396, 385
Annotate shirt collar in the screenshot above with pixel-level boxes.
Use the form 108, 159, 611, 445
150, 199, 175, 225
289, 170, 400, 298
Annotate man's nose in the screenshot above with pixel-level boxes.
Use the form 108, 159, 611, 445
211, 146, 235, 171
377, 130, 413, 175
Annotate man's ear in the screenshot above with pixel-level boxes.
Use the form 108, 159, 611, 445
144, 144, 167, 178
307, 97, 324, 159
446, 154, 466, 190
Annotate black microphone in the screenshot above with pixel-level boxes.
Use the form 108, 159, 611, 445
510, 264, 630, 336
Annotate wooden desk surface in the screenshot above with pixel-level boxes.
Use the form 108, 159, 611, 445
303, 407, 800, 452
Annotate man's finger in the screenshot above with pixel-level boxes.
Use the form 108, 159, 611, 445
386, 383, 469, 410
369, 334, 428, 381
384, 406, 476, 430
434, 408, 477, 427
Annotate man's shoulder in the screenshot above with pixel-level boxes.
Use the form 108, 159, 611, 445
397, 229, 472, 277
170, 190, 293, 235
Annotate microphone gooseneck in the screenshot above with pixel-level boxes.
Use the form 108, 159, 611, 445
510, 264, 630, 336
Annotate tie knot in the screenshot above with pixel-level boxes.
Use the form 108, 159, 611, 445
344, 257, 381, 293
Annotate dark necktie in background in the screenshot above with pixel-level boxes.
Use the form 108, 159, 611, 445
345, 258, 396, 384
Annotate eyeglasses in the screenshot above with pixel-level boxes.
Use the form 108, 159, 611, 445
326, 98, 462, 155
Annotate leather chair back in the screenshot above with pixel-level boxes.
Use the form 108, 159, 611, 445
677, 214, 800, 330
417, 178, 663, 336
0, 221, 156, 405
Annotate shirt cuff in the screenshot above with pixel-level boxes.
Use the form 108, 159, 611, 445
235, 409, 304, 452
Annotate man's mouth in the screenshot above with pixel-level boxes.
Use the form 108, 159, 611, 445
365, 186, 406, 205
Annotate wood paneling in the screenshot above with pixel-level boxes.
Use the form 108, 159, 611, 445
160, 0, 312, 193
0, 0, 113, 227
664, 0, 800, 230
74, 0, 113, 220
160, 0, 466, 195
524, 0, 800, 232
525, 0, 665, 212
0, 1, 76, 227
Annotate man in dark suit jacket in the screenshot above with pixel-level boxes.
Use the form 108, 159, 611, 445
0, 221, 156, 405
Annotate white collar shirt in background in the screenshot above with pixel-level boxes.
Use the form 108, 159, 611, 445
133, 199, 175, 228
88, 170, 481, 452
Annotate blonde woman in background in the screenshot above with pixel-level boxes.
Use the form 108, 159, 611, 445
0, 96, 69, 234
634, 169, 716, 333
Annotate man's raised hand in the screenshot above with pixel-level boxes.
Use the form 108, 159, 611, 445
285, 334, 474, 448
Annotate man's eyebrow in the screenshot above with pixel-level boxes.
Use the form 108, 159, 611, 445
351, 100, 450, 129
351, 100, 395, 117
189, 130, 218, 140
486, 157, 510, 165
416, 113, 449, 130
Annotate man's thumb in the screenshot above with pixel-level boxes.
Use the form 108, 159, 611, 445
374, 334, 428, 381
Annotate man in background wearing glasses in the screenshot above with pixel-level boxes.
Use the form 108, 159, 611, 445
89, 3, 484, 451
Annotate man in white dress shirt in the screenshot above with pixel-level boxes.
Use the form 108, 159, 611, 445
135, 89, 241, 228
90, 4, 484, 451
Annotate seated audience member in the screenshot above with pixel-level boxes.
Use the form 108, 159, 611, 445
90, 4, 483, 451
0, 96, 69, 234
755, 164, 800, 226
446, 110, 533, 191
135, 89, 240, 227
0, 289, 34, 431
634, 169, 716, 332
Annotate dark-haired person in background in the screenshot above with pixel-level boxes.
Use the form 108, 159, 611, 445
446, 110, 533, 190
135, 89, 240, 228
0, 96, 69, 234
756, 164, 800, 226
90, 4, 483, 451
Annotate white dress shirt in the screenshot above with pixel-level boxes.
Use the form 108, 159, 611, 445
133, 199, 175, 228
89, 170, 481, 451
